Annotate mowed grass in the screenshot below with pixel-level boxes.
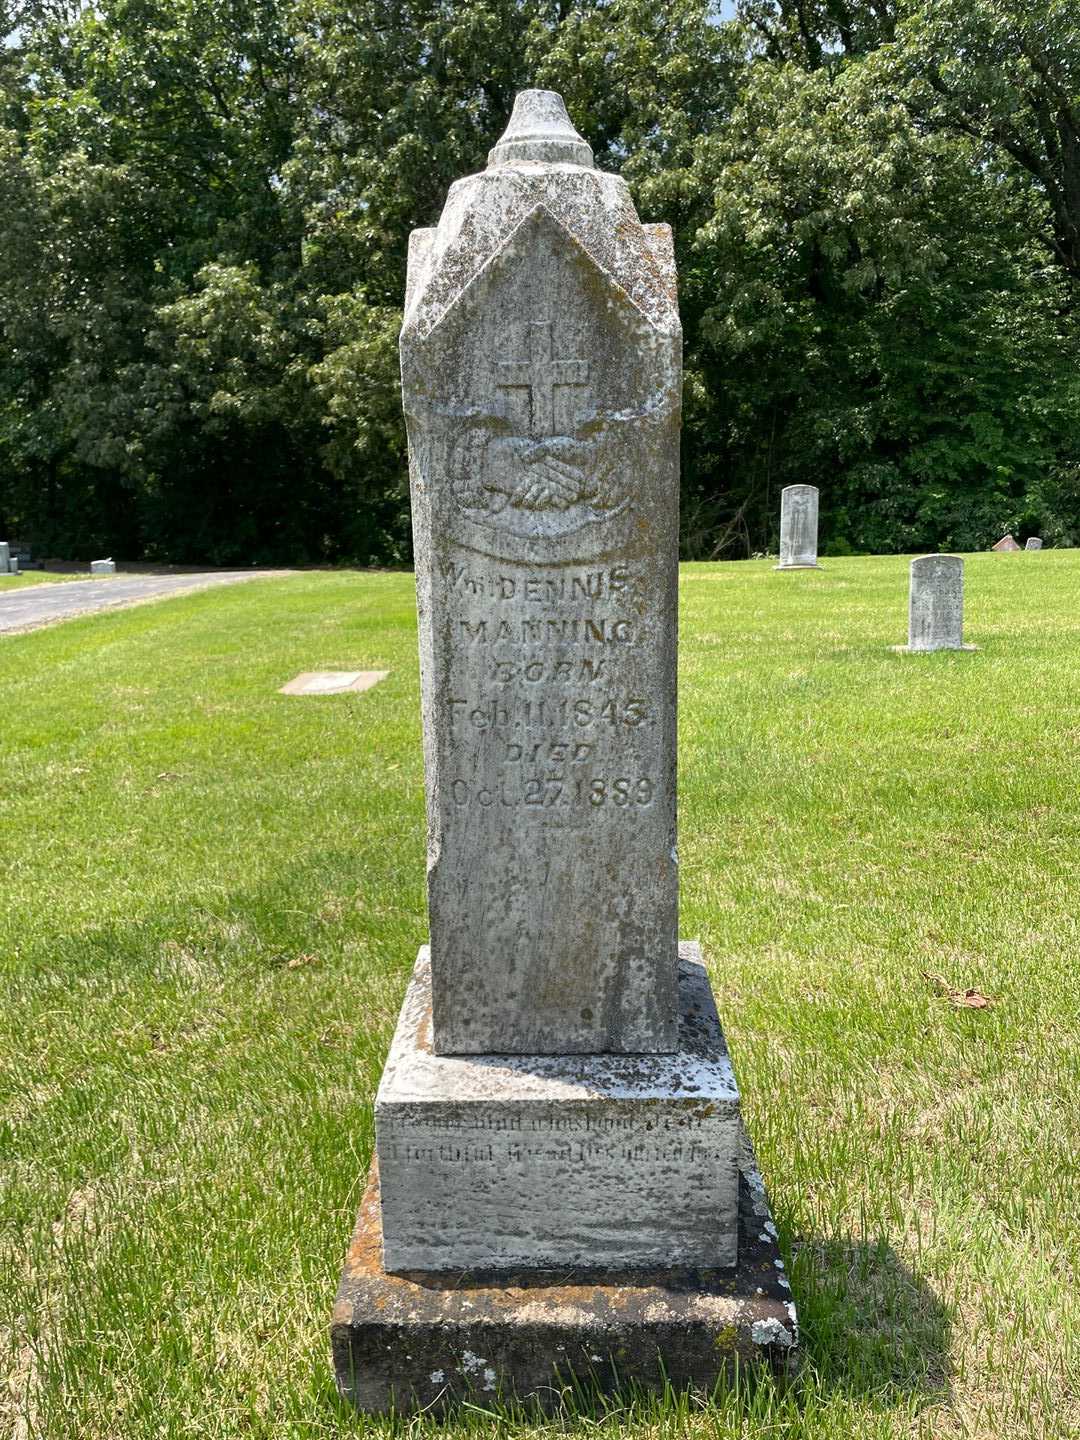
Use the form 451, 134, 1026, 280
0, 571, 93, 590
1, 556, 1077, 1440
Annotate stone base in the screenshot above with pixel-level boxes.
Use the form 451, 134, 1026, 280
374, 944, 741, 1272
890, 643, 978, 653
332, 1140, 796, 1414
773, 563, 822, 570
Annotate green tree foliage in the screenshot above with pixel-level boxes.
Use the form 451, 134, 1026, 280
678, 0, 1080, 554
684, 40, 1080, 554
0, 0, 1077, 562
887, 0, 1080, 283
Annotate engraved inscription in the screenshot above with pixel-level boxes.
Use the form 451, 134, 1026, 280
439, 561, 641, 604
441, 546, 660, 828
386, 1139, 727, 1164
490, 657, 612, 684
380, 1109, 728, 1167
504, 742, 594, 764
462, 619, 637, 647
448, 775, 655, 809
446, 697, 651, 732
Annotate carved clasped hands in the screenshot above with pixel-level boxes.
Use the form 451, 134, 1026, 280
452, 427, 615, 516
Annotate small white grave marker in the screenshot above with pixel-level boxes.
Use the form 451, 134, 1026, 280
775, 485, 822, 569
280, 670, 388, 696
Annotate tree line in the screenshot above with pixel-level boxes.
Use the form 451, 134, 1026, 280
1, 0, 1077, 564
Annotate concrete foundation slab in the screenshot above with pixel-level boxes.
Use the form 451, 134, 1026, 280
890, 644, 977, 654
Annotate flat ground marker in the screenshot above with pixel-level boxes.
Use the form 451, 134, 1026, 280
280, 671, 388, 696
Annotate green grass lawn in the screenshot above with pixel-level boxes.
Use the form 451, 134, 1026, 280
1, 556, 1076, 1440
0, 571, 95, 589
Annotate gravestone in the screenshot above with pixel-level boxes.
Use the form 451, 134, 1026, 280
90, 558, 116, 575
0, 541, 10, 576
331, 90, 795, 1415
402, 94, 679, 1057
893, 554, 975, 652
776, 484, 821, 569
1025, 537, 1043, 551
992, 534, 1021, 552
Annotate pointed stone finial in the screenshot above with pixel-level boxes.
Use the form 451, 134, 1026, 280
487, 89, 594, 168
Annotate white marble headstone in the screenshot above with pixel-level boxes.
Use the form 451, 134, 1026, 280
358, 88, 754, 1291
776, 485, 820, 569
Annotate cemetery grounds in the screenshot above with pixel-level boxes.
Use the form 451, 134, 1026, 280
1, 555, 1076, 1440
0, 572, 92, 591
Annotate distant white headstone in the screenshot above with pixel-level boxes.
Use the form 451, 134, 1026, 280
0, 541, 10, 575
776, 485, 821, 569
90, 558, 116, 575
1025, 537, 1043, 551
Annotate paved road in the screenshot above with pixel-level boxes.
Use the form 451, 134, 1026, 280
0, 570, 295, 635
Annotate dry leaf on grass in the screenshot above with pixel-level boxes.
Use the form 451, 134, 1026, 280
286, 953, 319, 970
922, 971, 994, 1009
956, 987, 992, 1008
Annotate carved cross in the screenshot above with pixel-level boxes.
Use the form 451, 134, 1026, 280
496, 321, 589, 437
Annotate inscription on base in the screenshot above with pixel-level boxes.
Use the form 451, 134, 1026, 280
378, 1102, 738, 1270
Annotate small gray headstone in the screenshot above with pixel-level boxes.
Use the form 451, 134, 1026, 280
991, 534, 1021, 552
1025, 537, 1043, 551
280, 670, 388, 695
90, 558, 116, 575
894, 553, 975, 652
776, 484, 821, 569
0, 541, 10, 575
